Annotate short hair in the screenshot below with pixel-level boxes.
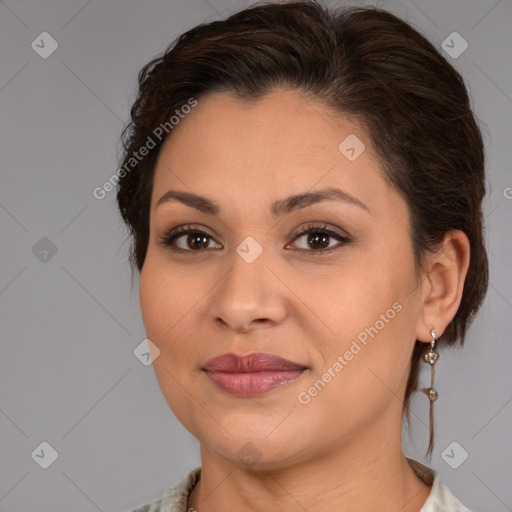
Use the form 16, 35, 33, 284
116, 0, 489, 458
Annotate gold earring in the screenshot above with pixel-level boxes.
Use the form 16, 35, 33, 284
424, 329, 439, 457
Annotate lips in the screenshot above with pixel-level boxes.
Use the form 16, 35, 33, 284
202, 352, 307, 373
202, 352, 308, 397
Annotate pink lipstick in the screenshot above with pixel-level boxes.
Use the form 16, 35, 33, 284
202, 352, 307, 397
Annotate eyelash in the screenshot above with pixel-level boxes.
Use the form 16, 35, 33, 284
158, 223, 351, 256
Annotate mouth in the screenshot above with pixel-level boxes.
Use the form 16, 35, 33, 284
202, 352, 308, 397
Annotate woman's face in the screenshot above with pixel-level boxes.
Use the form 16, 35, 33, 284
139, 88, 427, 469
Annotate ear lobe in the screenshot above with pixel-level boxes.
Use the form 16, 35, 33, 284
415, 230, 471, 343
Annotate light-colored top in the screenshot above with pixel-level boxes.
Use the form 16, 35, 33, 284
130, 457, 471, 512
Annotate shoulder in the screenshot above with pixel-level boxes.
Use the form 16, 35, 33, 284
129, 466, 202, 512
421, 475, 472, 512
406, 458, 472, 512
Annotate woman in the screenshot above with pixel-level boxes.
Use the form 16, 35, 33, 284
117, 1, 488, 511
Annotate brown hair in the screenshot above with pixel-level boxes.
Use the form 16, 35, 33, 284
116, 0, 488, 459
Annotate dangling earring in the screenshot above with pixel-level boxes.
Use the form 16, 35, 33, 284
424, 329, 439, 458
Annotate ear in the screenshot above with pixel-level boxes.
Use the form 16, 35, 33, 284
415, 230, 471, 343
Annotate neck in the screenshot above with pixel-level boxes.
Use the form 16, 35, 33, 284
187, 412, 432, 512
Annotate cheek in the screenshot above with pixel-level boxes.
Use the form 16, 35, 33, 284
139, 258, 206, 373
302, 307, 413, 431
139, 259, 189, 340
308, 259, 415, 387
139, 262, 200, 421
300, 265, 393, 341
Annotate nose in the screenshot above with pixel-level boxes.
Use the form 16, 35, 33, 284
211, 248, 288, 333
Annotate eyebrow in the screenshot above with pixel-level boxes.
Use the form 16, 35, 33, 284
156, 186, 371, 218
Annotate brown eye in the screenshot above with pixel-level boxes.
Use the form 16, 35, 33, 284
288, 224, 351, 254
160, 225, 219, 251
181, 232, 210, 250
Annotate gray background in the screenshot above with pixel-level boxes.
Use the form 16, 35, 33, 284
0, 0, 511, 511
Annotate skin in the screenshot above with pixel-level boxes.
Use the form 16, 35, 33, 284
138, 88, 470, 512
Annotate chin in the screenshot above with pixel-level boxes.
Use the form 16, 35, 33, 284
199, 431, 309, 471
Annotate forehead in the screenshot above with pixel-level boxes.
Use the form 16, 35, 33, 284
150, 89, 395, 218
